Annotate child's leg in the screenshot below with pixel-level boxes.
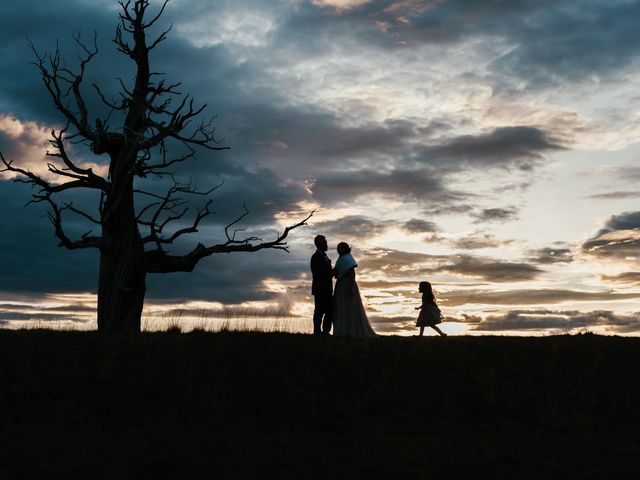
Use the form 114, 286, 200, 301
431, 325, 447, 336
419, 326, 425, 336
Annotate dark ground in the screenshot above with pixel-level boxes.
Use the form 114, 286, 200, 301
1, 330, 639, 479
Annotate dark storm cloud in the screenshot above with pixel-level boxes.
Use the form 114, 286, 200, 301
469, 310, 579, 332
358, 247, 444, 275
336, 0, 640, 87
402, 218, 438, 234
310, 215, 394, 240
449, 232, 513, 250
416, 126, 564, 170
467, 309, 640, 333
526, 247, 574, 265
0, 2, 563, 155
0, 1, 269, 136
588, 191, 640, 200
600, 211, 640, 231
221, 112, 559, 206
0, 0, 566, 214
601, 272, 640, 286
230, 113, 421, 167
581, 211, 640, 260
490, 1, 640, 87
3, 0, 639, 126
186, 163, 312, 227
472, 207, 519, 223
0, 181, 99, 295
146, 246, 309, 303
304, 124, 560, 205
314, 0, 557, 45
422, 203, 475, 216
0, 1, 134, 124
439, 288, 640, 307
311, 168, 459, 203
297, 127, 561, 205
357, 248, 543, 284
431, 255, 543, 282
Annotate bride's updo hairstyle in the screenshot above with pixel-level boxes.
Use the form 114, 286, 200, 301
337, 242, 351, 255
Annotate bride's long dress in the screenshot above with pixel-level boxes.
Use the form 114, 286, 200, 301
333, 269, 377, 338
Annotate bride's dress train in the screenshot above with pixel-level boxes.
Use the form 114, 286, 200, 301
332, 269, 377, 338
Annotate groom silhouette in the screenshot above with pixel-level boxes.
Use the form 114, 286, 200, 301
310, 235, 333, 335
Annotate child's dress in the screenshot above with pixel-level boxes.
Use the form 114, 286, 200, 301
416, 297, 442, 327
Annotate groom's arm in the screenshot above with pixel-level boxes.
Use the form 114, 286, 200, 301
310, 253, 320, 276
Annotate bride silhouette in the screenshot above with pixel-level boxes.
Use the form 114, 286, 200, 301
332, 242, 377, 338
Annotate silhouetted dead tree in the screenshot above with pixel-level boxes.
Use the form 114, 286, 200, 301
0, 0, 312, 333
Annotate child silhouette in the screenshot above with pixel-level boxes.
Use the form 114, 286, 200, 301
415, 281, 446, 337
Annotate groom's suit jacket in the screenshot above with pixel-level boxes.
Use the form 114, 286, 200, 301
311, 251, 333, 296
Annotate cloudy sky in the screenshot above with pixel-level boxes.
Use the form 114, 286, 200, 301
1, 0, 639, 335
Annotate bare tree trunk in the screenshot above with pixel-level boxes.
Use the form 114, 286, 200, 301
97, 239, 146, 333
97, 150, 146, 333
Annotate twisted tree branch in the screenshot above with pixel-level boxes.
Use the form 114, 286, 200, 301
145, 210, 314, 273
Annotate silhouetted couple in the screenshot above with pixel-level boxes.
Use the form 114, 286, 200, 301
310, 235, 377, 338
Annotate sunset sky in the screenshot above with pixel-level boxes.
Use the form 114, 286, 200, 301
1, 0, 639, 335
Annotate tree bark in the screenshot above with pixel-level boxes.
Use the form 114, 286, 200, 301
97, 149, 146, 333
97, 240, 146, 332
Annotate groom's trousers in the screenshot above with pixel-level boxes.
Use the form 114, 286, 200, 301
313, 292, 333, 334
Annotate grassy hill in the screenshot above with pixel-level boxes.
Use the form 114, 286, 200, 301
1, 330, 639, 478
